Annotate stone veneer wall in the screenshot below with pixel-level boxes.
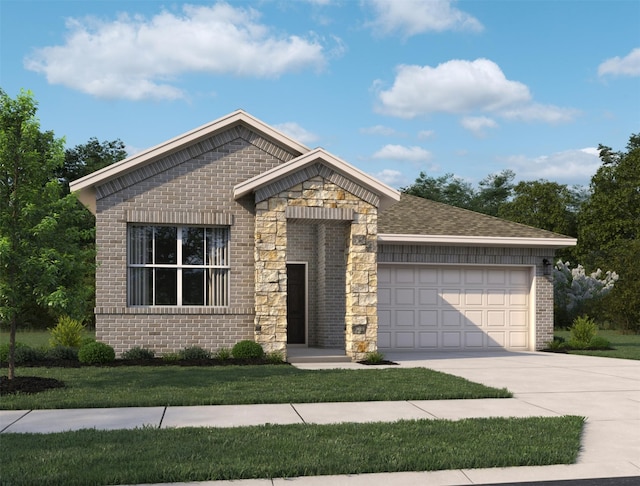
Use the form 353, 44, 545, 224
93, 130, 297, 356
378, 245, 555, 350
254, 176, 377, 360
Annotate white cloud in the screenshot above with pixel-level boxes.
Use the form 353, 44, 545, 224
273, 122, 319, 145
505, 147, 601, 186
360, 125, 401, 136
375, 58, 577, 124
373, 169, 410, 187
598, 47, 640, 77
460, 116, 498, 137
24, 3, 327, 100
365, 0, 483, 37
417, 129, 436, 140
372, 144, 432, 163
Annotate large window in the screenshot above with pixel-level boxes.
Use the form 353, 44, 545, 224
128, 225, 229, 307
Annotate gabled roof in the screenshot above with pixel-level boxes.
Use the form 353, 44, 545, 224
69, 110, 310, 213
378, 193, 577, 248
233, 147, 401, 210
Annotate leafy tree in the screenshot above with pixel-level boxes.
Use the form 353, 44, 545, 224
402, 172, 476, 209
578, 134, 640, 332
0, 89, 64, 379
58, 137, 126, 191
498, 180, 580, 237
473, 169, 515, 216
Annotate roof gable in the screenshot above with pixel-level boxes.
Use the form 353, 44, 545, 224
233, 148, 400, 210
70, 110, 310, 213
378, 194, 576, 248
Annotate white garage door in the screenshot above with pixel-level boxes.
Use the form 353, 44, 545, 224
378, 265, 532, 351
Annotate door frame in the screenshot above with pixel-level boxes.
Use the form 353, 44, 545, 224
286, 261, 308, 347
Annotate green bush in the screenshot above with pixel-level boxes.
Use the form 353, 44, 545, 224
570, 316, 598, 344
0, 342, 46, 363
214, 347, 232, 360
179, 346, 211, 360
266, 350, 285, 364
78, 341, 115, 364
162, 352, 180, 362
587, 336, 612, 350
545, 336, 570, 351
231, 340, 264, 359
49, 316, 86, 348
363, 351, 386, 364
46, 345, 79, 361
121, 346, 155, 360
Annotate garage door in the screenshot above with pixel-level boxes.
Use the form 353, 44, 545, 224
378, 265, 532, 351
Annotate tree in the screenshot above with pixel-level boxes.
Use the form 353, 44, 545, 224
578, 134, 640, 332
498, 180, 580, 237
57, 137, 126, 191
472, 169, 515, 216
402, 172, 476, 209
0, 89, 65, 379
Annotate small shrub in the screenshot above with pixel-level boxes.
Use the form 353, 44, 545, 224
266, 350, 284, 364
545, 336, 570, 351
214, 347, 232, 360
587, 336, 612, 350
179, 346, 211, 360
49, 316, 86, 348
0, 342, 26, 362
46, 345, 79, 361
78, 341, 115, 364
0, 343, 46, 363
231, 340, 265, 359
363, 351, 386, 364
121, 346, 155, 360
570, 316, 598, 344
162, 352, 180, 362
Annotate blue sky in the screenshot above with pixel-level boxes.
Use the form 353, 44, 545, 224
2, 0, 639, 189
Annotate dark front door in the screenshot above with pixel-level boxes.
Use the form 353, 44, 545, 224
287, 263, 306, 344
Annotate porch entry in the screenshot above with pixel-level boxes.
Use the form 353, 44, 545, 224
287, 263, 306, 345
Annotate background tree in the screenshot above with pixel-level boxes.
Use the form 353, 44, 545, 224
57, 137, 126, 191
578, 134, 640, 332
0, 89, 64, 379
402, 172, 476, 209
472, 169, 515, 216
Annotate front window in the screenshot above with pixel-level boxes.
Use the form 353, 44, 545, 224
128, 225, 229, 306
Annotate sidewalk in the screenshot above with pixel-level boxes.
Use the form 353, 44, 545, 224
1, 351, 639, 485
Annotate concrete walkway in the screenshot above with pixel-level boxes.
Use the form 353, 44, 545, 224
1, 351, 639, 485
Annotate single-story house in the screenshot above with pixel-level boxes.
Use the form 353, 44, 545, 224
70, 110, 576, 360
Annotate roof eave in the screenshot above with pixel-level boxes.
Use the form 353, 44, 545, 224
378, 233, 578, 248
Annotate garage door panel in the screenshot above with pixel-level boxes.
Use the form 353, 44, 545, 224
378, 265, 532, 351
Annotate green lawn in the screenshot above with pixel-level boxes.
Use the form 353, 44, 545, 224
0, 329, 95, 348
554, 330, 640, 360
0, 416, 585, 486
1, 365, 511, 410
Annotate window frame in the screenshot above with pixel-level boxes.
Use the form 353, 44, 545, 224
127, 224, 230, 307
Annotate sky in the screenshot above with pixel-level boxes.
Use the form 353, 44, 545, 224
1, 0, 639, 189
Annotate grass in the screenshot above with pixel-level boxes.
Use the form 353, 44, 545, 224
0, 416, 585, 485
0, 365, 511, 410
554, 330, 640, 360
0, 329, 95, 348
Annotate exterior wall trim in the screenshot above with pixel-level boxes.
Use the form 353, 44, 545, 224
285, 206, 354, 221
125, 210, 234, 226
378, 233, 577, 248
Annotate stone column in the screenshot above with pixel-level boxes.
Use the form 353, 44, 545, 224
344, 206, 378, 360
254, 198, 288, 356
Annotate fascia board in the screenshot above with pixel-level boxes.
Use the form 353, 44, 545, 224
233, 148, 401, 208
69, 110, 310, 198
378, 233, 578, 248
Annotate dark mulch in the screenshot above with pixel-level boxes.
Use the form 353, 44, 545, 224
1, 376, 66, 395
357, 359, 398, 365
0, 357, 288, 396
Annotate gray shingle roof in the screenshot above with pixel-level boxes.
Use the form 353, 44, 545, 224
378, 193, 573, 240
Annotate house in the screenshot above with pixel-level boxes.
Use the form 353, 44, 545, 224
70, 110, 576, 360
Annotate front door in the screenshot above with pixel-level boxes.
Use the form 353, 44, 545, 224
287, 263, 306, 345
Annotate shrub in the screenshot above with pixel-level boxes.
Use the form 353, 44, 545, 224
266, 351, 284, 364
46, 345, 79, 361
179, 346, 211, 360
49, 316, 86, 348
570, 316, 598, 344
78, 341, 115, 364
545, 336, 570, 351
121, 346, 155, 360
162, 352, 180, 362
363, 351, 386, 364
0, 343, 46, 363
587, 336, 612, 350
214, 347, 232, 360
231, 340, 265, 359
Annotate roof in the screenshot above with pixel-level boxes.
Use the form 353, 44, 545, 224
378, 193, 577, 248
69, 110, 310, 213
233, 147, 400, 211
